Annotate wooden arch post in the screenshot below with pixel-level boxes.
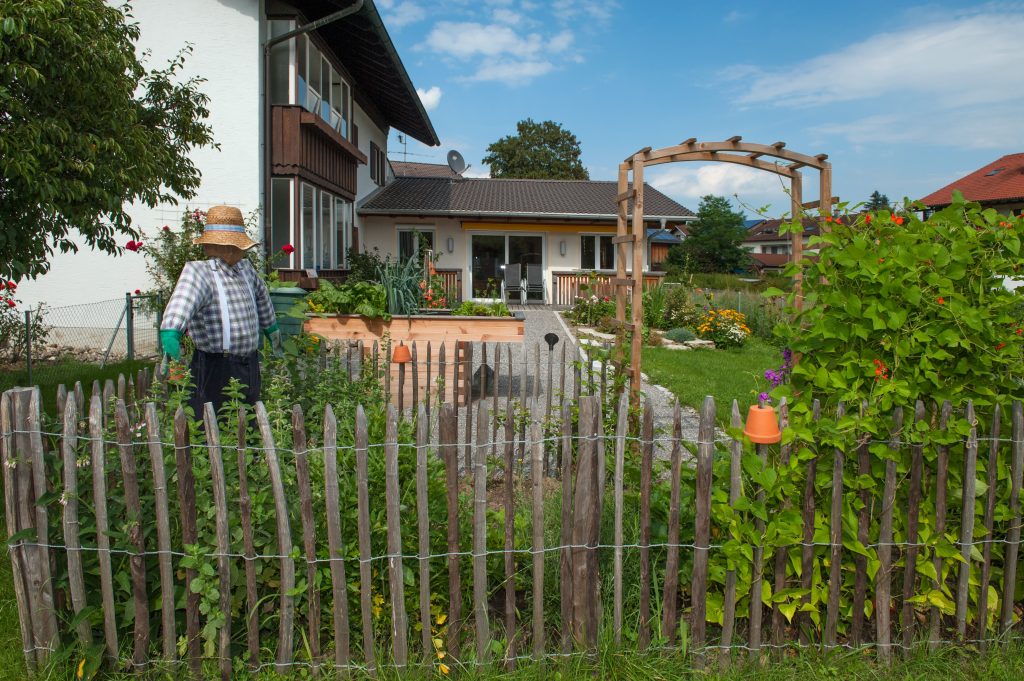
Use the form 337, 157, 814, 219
614, 138, 833, 408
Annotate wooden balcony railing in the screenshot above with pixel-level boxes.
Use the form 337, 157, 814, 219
552, 270, 666, 307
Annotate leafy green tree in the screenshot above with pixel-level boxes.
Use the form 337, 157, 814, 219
666, 195, 749, 273
0, 0, 216, 281
865, 190, 890, 211
482, 118, 589, 180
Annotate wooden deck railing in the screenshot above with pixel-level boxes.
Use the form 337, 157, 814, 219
552, 270, 666, 307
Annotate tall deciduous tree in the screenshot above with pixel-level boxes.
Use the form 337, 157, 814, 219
482, 118, 589, 180
0, 0, 217, 281
667, 195, 749, 273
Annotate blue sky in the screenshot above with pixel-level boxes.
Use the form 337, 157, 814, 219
378, 0, 1024, 217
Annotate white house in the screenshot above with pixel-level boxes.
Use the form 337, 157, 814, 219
19, 0, 438, 307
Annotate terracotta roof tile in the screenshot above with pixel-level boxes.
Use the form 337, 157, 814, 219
920, 153, 1024, 207
358, 177, 695, 220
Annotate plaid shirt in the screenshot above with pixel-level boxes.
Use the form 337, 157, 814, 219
161, 259, 276, 355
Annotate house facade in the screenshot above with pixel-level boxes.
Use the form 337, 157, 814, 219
358, 165, 694, 302
920, 153, 1024, 215
19, 0, 437, 307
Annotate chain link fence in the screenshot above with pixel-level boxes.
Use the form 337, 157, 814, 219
9, 293, 162, 387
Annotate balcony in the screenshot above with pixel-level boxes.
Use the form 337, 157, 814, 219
271, 105, 366, 198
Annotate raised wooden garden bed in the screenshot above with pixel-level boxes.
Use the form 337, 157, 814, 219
305, 313, 525, 406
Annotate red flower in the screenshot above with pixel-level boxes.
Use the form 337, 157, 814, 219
134, 289, 141, 294
894, 216, 904, 225
1017, 328, 1022, 336
6, 281, 14, 290
125, 240, 142, 252
937, 297, 945, 305
5, 299, 14, 308
281, 244, 295, 254
162, 225, 171, 232
825, 216, 833, 223
865, 215, 872, 223
996, 342, 1006, 351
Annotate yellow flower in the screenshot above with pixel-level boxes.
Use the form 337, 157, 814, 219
77, 658, 86, 679
439, 663, 450, 675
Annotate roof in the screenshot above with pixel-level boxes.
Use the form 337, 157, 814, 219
744, 218, 765, 229
749, 253, 791, 268
295, 0, 439, 146
646, 228, 683, 243
359, 177, 696, 220
391, 161, 459, 178
919, 153, 1024, 208
744, 217, 822, 242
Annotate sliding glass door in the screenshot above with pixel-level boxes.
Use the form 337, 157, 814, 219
470, 233, 544, 300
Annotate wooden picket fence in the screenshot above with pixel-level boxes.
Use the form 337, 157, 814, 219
3, 369, 1024, 676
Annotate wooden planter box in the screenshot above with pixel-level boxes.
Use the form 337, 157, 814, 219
304, 313, 525, 406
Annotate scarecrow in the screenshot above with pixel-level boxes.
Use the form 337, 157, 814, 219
159, 205, 282, 415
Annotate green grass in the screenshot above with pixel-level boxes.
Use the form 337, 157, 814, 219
0, 358, 151, 413
643, 338, 780, 423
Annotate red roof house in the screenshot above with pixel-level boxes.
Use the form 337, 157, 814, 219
920, 153, 1024, 213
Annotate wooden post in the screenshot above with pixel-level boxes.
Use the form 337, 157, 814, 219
61, 395, 91, 647
900, 401, 926, 652
531, 403, 545, 658
955, 401, 979, 638
629, 155, 645, 407
384, 404, 409, 666
116, 399, 150, 668
559, 402, 574, 652
614, 161, 630, 384
930, 402, 953, 649
145, 403, 175, 660
720, 401, 743, 662
237, 406, 260, 669
572, 395, 600, 648
463, 342, 474, 474
292, 405, 321, 669
440, 403, 461, 659
503, 401, 516, 666
203, 403, 233, 681
323, 404, 351, 674
173, 407, 200, 676
824, 403, 846, 649
354, 406, 376, 675
661, 401, 683, 645
473, 402, 490, 662
749, 438, 767, 660
416, 405, 432, 663
1001, 402, 1023, 638
798, 400, 821, 643
256, 401, 295, 672
851, 401, 871, 646
876, 407, 903, 665
691, 396, 715, 663
612, 393, 628, 646
771, 398, 791, 648
978, 403, 1002, 649
638, 398, 654, 649
790, 170, 804, 308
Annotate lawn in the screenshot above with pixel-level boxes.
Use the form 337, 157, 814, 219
643, 338, 781, 424
0, 358, 152, 413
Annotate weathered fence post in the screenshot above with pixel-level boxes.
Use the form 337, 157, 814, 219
720, 400, 743, 663
900, 401, 926, 653
115, 398, 150, 668
440, 402, 462, 659
531, 401, 546, 658
824, 403, 846, 649
1000, 402, 1023, 638
637, 398, 654, 649
173, 407, 201, 677
384, 404, 409, 666
323, 404, 351, 674
473, 401, 490, 661
930, 401, 953, 649
571, 395, 600, 648
145, 403, 175, 660
354, 406, 377, 675
416, 405, 433, 663
612, 393, 628, 647
978, 403, 1002, 649
661, 401, 683, 645
876, 407, 902, 665
692, 396, 715, 665
955, 401, 979, 639
293, 405, 322, 670
203, 403, 233, 681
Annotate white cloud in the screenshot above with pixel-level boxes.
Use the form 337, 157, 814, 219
551, 0, 617, 23
466, 59, 554, 84
383, 1, 426, 28
648, 165, 789, 212
733, 12, 1024, 107
416, 85, 443, 111
492, 8, 522, 25
547, 30, 574, 53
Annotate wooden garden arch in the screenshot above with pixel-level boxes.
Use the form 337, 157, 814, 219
614, 137, 833, 405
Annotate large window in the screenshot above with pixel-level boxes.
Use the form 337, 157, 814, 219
270, 178, 293, 262
581, 235, 615, 270
299, 182, 352, 269
275, 24, 351, 139
369, 142, 387, 185
398, 227, 434, 262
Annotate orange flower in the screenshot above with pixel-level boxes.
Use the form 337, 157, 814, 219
894, 216, 904, 225
865, 215, 872, 223
937, 297, 945, 305
996, 342, 1007, 350
825, 216, 833, 223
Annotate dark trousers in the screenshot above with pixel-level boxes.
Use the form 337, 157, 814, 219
188, 349, 261, 419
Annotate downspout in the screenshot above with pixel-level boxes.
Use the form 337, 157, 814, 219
262, 0, 365, 272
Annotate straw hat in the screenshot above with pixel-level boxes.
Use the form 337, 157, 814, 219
193, 205, 258, 250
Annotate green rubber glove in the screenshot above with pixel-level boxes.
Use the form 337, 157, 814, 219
264, 322, 284, 358
160, 329, 182, 361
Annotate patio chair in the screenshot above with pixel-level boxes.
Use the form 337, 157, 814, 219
503, 263, 523, 304
525, 263, 545, 304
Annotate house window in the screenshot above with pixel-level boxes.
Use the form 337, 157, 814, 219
581, 235, 615, 270
398, 227, 434, 262
268, 20, 293, 105
370, 142, 387, 185
299, 182, 346, 269
286, 30, 352, 140
270, 178, 293, 262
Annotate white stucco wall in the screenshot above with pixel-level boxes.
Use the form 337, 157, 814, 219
351, 101, 389, 243
18, 0, 261, 308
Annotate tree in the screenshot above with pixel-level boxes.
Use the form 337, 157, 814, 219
482, 118, 589, 180
865, 190, 890, 211
0, 0, 216, 281
666, 195, 749, 273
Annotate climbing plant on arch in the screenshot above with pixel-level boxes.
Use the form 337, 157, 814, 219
613, 137, 833, 405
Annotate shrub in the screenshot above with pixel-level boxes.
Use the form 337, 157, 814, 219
451, 300, 511, 317
695, 307, 750, 348
663, 285, 699, 329
346, 247, 385, 283
565, 294, 615, 327
304, 280, 389, 319
664, 327, 696, 343
0, 281, 48, 364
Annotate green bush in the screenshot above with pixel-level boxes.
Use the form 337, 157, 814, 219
345, 247, 384, 283
564, 294, 615, 327
451, 300, 511, 317
663, 285, 699, 329
664, 327, 695, 343
304, 280, 389, 319
642, 285, 668, 329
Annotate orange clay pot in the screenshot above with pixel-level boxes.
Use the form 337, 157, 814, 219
743, 404, 782, 444
392, 343, 412, 364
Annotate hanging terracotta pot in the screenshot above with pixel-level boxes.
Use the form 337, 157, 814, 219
392, 342, 412, 364
743, 404, 782, 444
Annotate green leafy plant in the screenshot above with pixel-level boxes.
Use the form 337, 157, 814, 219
377, 259, 422, 316
664, 327, 696, 343
345, 247, 385, 283
304, 280, 389, 319
451, 300, 511, 317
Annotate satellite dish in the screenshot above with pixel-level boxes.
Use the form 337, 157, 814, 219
447, 149, 467, 175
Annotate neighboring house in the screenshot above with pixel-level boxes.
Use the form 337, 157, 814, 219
19, 0, 437, 306
357, 170, 695, 301
742, 218, 820, 256
920, 153, 1024, 215
647, 227, 684, 269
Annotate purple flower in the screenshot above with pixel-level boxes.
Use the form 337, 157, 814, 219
758, 392, 771, 404
782, 347, 793, 366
